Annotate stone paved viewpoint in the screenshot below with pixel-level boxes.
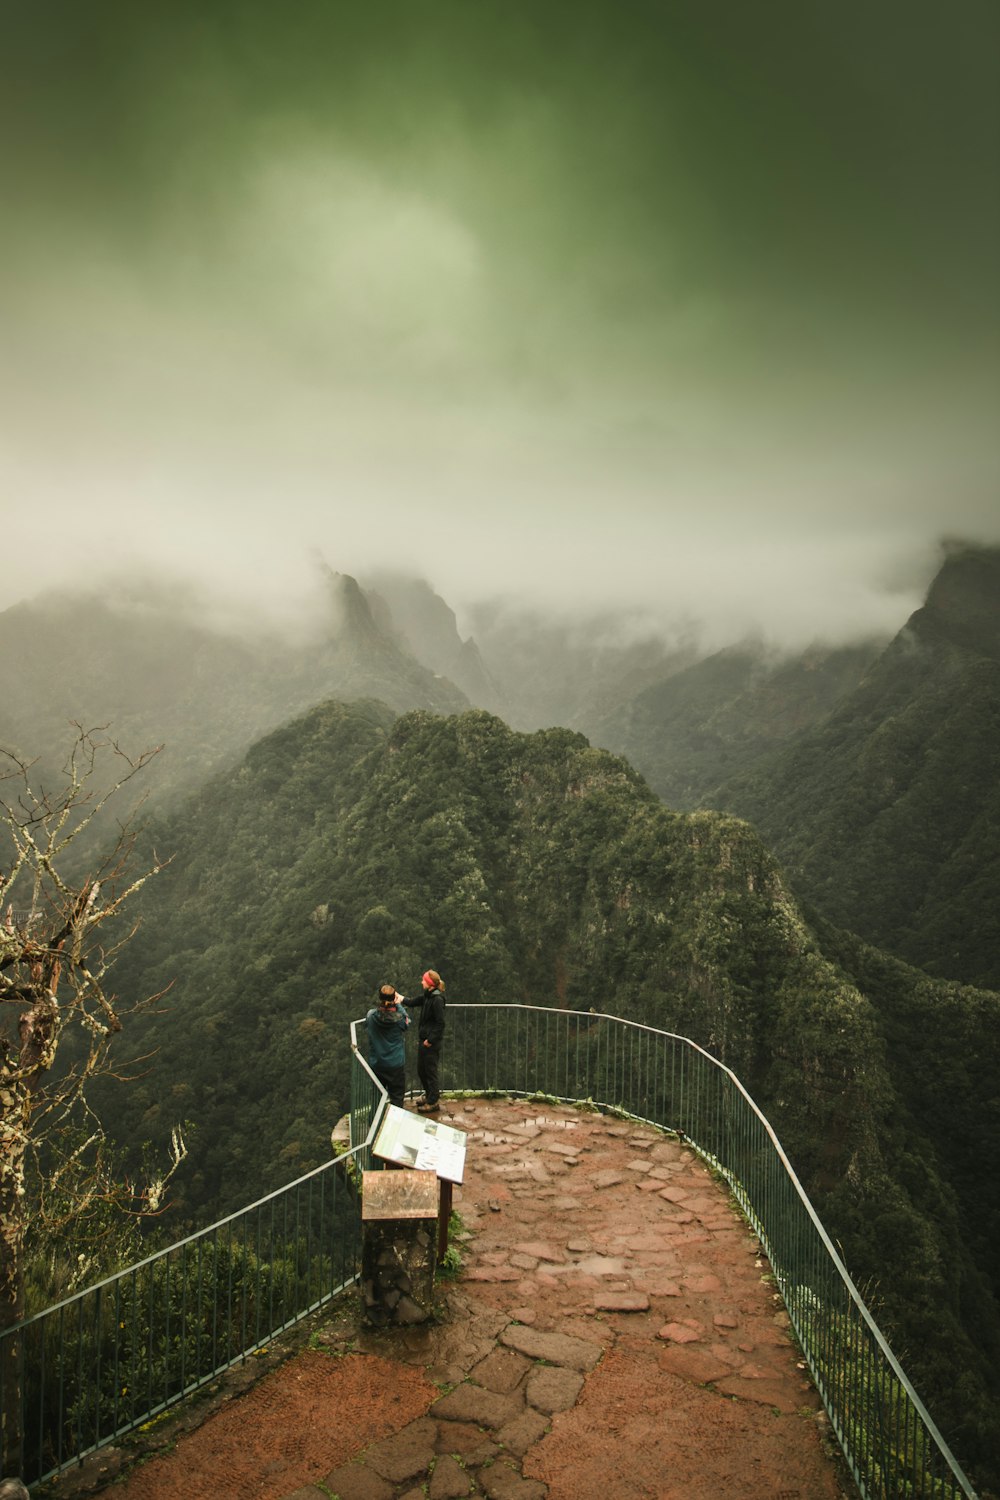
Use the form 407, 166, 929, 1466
71, 1099, 852, 1500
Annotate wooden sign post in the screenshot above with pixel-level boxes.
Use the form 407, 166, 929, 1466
372, 1105, 467, 1265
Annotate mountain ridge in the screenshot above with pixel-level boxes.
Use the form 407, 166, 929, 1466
5, 541, 997, 998
0, 570, 469, 805
708, 544, 1000, 990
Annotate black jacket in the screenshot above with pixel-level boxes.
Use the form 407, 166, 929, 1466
404, 986, 446, 1048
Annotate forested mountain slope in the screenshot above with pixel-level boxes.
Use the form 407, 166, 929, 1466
709, 544, 1000, 990
368, 580, 883, 805
103, 700, 999, 1484
582, 638, 882, 810
460, 600, 699, 733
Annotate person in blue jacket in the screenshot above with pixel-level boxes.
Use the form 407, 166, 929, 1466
402, 969, 446, 1112
365, 983, 410, 1107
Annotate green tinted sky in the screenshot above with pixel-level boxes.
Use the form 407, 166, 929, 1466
2, 0, 997, 640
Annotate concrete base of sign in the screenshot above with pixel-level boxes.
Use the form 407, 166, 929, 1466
360, 1168, 438, 1327
330, 1113, 351, 1153
361, 1219, 436, 1326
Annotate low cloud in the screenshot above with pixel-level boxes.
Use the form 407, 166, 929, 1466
1, 12, 997, 653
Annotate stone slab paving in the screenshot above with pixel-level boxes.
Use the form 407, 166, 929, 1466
311, 1097, 849, 1500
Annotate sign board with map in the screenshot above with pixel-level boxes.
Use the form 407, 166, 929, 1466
372, 1104, 467, 1185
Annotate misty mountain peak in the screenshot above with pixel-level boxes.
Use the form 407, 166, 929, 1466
362, 571, 506, 712
325, 570, 382, 642
919, 543, 1000, 658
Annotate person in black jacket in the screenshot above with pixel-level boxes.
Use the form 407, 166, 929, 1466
403, 969, 446, 1112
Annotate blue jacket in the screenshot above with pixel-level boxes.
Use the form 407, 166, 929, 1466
366, 1003, 409, 1069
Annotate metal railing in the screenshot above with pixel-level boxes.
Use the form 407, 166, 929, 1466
1, 1143, 370, 1486
2, 1004, 978, 1498
348, 1016, 390, 1149
439, 1004, 978, 1500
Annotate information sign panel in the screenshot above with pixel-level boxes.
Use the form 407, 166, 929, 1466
372, 1104, 467, 1184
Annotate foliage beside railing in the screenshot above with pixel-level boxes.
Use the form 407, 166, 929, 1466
1, 1147, 365, 1485
348, 1018, 389, 1153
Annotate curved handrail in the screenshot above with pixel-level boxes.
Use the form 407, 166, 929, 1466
1, 1004, 979, 1498
432, 1003, 978, 1500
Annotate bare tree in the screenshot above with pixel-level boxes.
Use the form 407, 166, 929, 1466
0, 727, 186, 1468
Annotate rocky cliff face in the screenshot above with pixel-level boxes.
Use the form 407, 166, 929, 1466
363, 572, 506, 713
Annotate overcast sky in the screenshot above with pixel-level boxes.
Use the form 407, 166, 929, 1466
1, 0, 997, 646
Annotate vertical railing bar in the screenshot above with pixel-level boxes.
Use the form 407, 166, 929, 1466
36, 1311, 45, 1477
284, 1186, 291, 1331
624, 1023, 630, 1114
291, 1182, 298, 1328
225, 1221, 235, 1373
254, 1205, 263, 1349
633, 1025, 639, 1115
211, 1225, 220, 1376
539, 1008, 546, 1097
73, 1294, 85, 1467
267, 1197, 276, 1337
616, 1018, 623, 1110
144, 1260, 153, 1423
887, 1350, 893, 1500
864, 1301, 877, 1496
669, 1032, 676, 1133
893, 1362, 911, 1500
305, 1176, 313, 1310
111, 1276, 121, 1438
316, 1173, 325, 1303
55, 1308, 66, 1470
194, 1233, 203, 1384
240, 1213, 249, 1365
179, 1241, 187, 1393
91, 1284, 101, 1458
853, 1304, 864, 1493
903, 1390, 913, 1500
163, 1250, 172, 1407
863, 1308, 869, 1494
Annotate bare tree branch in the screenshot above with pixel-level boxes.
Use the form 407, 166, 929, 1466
1, 723, 184, 1418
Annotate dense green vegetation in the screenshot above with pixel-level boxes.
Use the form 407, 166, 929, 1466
6, 547, 996, 1005
584, 638, 881, 811
98, 698, 999, 1488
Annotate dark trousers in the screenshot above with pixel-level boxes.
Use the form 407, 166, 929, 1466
417, 1044, 441, 1104
374, 1063, 406, 1108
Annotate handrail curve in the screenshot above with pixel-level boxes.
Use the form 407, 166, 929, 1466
0, 1003, 978, 1498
